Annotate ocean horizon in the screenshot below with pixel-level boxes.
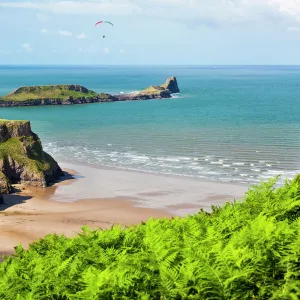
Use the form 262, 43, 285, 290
1, 65, 300, 185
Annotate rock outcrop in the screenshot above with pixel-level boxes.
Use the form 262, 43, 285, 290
0, 120, 63, 194
0, 171, 11, 194
161, 76, 180, 93
116, 88, 171, 101
0, 77, 180, 107
0, 96, 118, 107
114, 76, 179, 101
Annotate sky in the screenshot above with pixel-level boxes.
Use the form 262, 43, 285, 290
1, 0, 300, 65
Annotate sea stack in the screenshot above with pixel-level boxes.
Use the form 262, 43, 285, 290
161, 76, 180, 93
0, 119, 63, 192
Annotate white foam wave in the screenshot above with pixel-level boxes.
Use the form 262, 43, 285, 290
43, 142, 299, 186
232, 162, 245, 166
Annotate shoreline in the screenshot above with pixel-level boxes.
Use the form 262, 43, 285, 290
68, 159, 250, 186
0, 162, 249, 260
55, 162, 248, 213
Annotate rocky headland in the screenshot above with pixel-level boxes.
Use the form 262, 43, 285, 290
0, 77, 180, 107
116, 76, 180, 101
0, 119, 63, 200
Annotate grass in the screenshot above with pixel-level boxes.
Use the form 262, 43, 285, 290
0, 119, 27, 125
141, 86, 166, 94
1, 85, 98, 102
0, 137, 50, 174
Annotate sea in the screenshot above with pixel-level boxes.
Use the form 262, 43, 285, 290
1, 65, 300, 186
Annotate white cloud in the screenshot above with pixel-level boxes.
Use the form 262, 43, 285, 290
76, 33, 86, 39
58, 30, 73, 37
40, 28, 49, 34
104, 47, 110, 54
21, 43, 33, 53
0, 1, 140, 15
40, 28, 87, 39
287, 26, 300, 31
36, 12, 49, 22
1, 0, 300, 27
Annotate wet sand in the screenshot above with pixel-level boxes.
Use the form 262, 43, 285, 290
0, 163, 249, 260
54, 163, 249, 215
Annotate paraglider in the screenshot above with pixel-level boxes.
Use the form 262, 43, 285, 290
95, 21, 114, 38
95, 21, 114, 27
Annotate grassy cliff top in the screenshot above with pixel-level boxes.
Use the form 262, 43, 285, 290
2, 85, 98, 102
0, 119, 28, 125
140, 85, 166, 94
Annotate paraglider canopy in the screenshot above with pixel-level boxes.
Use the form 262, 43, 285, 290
95, 21, 114, 38
95, 21, 114, 26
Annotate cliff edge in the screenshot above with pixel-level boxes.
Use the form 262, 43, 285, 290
0, 119, 63, 196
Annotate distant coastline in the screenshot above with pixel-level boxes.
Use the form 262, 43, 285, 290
0, 76, 180, 107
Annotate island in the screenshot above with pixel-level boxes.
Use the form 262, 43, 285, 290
0, 119, 63, 199
0, 76, 180, 107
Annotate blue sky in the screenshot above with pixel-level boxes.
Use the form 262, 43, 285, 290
1, 0, 300, 65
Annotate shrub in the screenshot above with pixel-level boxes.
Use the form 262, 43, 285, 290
1, 175, 300, 299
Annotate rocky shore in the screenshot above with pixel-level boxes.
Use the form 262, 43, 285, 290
0, 120, 63, 200
0, 77, 180, 107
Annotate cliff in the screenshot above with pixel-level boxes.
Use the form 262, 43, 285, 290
0, 119, 63, 196
161, 76, 180, 93
0, 77, 180, 107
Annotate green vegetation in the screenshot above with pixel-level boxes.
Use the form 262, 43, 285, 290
0, 170, 11, 192
161, 83, 169, 90
1, 85, 98, 102
0, 119, 27, 125
141, 85, 166, 94
98, 93, 113, 99
1, 175, 300, 299
0, 137, 57, 184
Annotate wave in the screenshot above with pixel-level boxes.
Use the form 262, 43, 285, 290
43, 142, 300, 186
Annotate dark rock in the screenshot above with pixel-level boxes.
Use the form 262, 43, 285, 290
161, 76, 180, 93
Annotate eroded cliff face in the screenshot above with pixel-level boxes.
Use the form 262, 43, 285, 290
0, 120, 63, 195
161, 76, 180, 94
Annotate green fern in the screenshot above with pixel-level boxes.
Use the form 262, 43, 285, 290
2, 176, 300, 298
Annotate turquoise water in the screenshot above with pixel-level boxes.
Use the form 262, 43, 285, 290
1, 65, 300, 185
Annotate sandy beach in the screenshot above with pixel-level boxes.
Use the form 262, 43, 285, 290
0, 163, 248, 260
